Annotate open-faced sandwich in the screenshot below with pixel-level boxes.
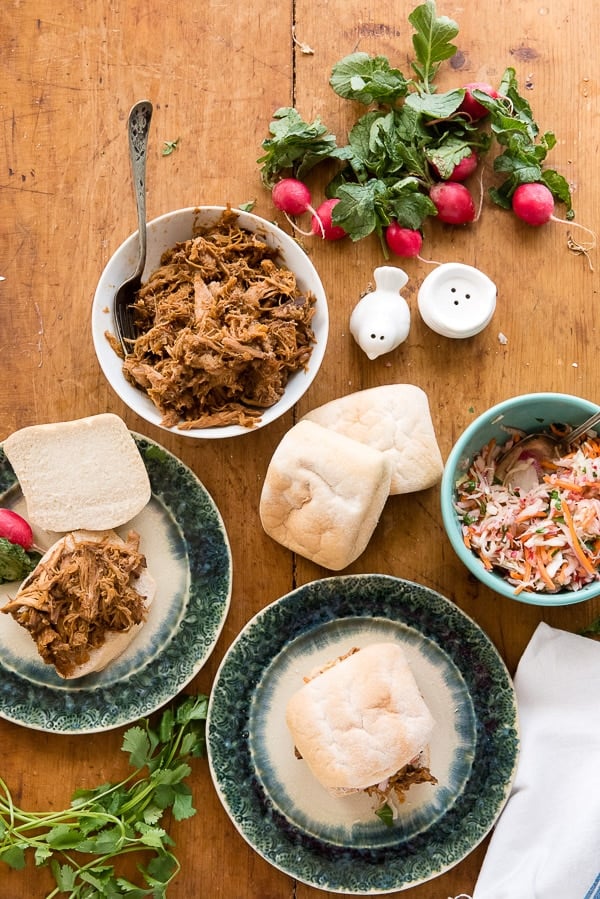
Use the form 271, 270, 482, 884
1, 413, 154, 679
285, 642, 437, 813
2, 529, 155, 678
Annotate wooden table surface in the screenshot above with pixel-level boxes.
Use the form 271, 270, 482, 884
1, 1, 599, 896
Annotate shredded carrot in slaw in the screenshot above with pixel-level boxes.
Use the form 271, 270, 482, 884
560, 497, 596, 575
454, 426, 600, 594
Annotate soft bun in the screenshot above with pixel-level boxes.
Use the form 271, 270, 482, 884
285, 642, 435, 793
259, 420, 393, 570
302, 384, 443, 495
3, 413, 151, 532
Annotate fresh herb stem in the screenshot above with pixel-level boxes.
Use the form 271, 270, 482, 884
0, 694, 208, 898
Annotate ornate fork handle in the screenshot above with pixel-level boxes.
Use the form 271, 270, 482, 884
128, 100, 153, 280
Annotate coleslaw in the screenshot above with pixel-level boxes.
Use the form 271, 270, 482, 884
454, 430, 600, 594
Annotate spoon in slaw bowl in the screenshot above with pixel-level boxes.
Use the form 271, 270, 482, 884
495, 409, 600, 489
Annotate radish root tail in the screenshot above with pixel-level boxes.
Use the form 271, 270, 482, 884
282, 208, 325, 239
551, 216, 597, 270
418, 254, 442, 266
473, 164, 485, 223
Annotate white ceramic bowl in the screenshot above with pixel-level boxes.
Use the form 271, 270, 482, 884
91, 206, 329, 439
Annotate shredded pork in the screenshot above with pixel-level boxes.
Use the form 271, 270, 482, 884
366, 760, 438, 805
1, 531, 148, 677
110, 208, 317, 429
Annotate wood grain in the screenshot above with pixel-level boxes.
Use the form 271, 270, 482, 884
1, 0, 599, 896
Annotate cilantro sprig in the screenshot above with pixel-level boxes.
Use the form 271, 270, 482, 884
0, 694, 208, 898
580, 617, 600, 638
258, 0, 574, 251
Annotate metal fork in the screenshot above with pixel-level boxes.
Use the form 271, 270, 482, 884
557, 409, 600, 452
113, 100, 153, 354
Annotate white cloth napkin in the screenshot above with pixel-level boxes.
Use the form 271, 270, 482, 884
472, 622, 600, 899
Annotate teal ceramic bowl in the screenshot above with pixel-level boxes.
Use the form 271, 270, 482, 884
441, 392, 600, 606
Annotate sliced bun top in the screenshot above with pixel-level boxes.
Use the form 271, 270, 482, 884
3, 413, 151, 532
285, 642, 435, 791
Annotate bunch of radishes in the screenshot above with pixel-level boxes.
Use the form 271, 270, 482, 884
267, 80, 488, 259
268, 82, 497, 255
266, 76, 578, 259
260, 1, 593, 260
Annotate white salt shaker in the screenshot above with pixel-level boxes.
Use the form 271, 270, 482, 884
417, 262, 497, 338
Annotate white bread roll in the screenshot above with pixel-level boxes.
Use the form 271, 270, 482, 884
259, 420, 392, 570
3, 413, 151, 532
286, 642, 435, 793
8, 529, 155, 679
302, 384, 443, 495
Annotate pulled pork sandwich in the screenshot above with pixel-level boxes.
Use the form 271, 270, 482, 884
286, 643, 437, 812
2, 529, 155, 679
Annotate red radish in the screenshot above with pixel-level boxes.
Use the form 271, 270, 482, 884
511, 182, 555, 226
510, 182, 597, 261
459, 82, 498, 120
430, 182, 476, 224
0, 508, 34, 550
311, 198, 347, 240
272, 178, 315, 217
385, 223, 423, 258
271, 177, 325, 237
431, 151, 479, 183
448, 151, 479, 182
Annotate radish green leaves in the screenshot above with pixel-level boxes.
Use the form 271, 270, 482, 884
258, 107, 337, 189
408, 0, 459, 90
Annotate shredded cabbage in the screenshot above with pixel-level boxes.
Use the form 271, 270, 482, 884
454, 432, 600, 594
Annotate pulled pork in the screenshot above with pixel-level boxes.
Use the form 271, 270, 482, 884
113, 208, 317, 429
365, 761, 438, 804
1, 531, 148, 677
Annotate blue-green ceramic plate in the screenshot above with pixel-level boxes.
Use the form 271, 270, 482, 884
0, 434, 232, 734
207, 575, 518, 894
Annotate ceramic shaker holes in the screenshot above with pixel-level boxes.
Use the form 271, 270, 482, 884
417, 262, 497, 338
351, 262, 497, 361
350, 266, 411, 360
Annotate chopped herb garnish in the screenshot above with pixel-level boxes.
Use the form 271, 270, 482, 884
162, 138, 180, 156
375, 802, 394, 827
